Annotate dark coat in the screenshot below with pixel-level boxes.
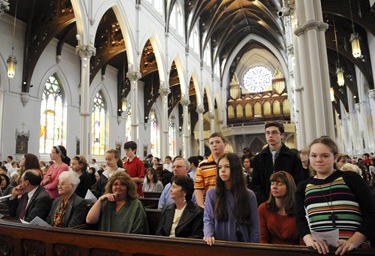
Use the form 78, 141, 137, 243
156, 201, 203, 238
252, 143, 303, 205
7, 186, 52, 222
45, 193, 88, 227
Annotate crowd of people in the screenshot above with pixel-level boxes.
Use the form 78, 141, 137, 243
1, 121, 375, 255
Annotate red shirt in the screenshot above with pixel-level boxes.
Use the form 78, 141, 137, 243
124, 156, 145, 197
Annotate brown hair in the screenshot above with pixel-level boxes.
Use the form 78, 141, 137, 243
265, 171, 296, 215
104, 171, 139, 199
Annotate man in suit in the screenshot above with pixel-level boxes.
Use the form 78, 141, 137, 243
7, 169, 52, 222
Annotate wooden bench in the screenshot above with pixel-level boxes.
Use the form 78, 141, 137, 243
143, 191, 162, 198
0, 221, 373, 256
145, 208, 161, 235
140, 197, 159, 209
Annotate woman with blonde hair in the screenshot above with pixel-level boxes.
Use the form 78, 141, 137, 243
86, 171, 148, 234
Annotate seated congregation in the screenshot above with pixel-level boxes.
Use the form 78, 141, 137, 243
1, 131, 375, 256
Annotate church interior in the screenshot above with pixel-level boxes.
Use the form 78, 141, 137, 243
0, 0, 375, 162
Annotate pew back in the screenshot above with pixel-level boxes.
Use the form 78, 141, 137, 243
0, 221, 373, 256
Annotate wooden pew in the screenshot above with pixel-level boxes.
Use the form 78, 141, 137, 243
145, 208, 161, 235
0, 221, 373, 256
143, 191, 162, 199
140, 197, 159, 209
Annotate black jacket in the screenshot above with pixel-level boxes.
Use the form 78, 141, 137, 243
156, 201, 203, 238
252, 143, 303, 205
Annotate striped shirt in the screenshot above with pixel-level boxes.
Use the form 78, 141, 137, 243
304, 176, 363, 239
194, 154, 217, 198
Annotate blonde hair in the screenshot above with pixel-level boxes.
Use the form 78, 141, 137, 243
341, 163, 362, 177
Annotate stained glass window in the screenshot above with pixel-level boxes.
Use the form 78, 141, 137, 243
150, 110, 160, 157
39, 74, 65, 154
243, 66, 272, 93
168, 118, 176, 157
91, 91, 106, 155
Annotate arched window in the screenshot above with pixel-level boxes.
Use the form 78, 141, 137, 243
91, 91, 106, 156
169, 2, 184, 38
168, 116, 176, 157
39, 74, 65, 154
150, 110, 160, 157
189, 25, 200, 55
145, 0, 163, 15
203, 43, 211, 66
242, 66, 272, 93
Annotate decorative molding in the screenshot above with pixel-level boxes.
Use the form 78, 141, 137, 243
20, 92, 30, 107
294, 21, 329, 36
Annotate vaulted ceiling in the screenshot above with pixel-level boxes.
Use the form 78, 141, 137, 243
4, 0, 375, 121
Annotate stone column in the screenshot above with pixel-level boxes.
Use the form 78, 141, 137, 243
181, 99, 190, 158
209, 111, 215, 133
294, 0, 335, 143
197, 105, 205, 156
76, 45, 96, 157
126, 70, 142, 145
159, 85, 170, 160
353, 104, 362, 153
369, 90, 375, 143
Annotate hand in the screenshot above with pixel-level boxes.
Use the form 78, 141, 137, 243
99, 193, 116, 202
304, 235, 329, 255
11, 185, 23, 197
335, 240, 355, 255
203, 236, 215, 246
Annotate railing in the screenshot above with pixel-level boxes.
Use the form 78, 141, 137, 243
0, 220, 373, 256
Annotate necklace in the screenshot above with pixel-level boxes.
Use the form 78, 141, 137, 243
318, 179, 337, 228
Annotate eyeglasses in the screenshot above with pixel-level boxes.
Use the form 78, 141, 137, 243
265, 131, 281, 136
112, 182, 126, 187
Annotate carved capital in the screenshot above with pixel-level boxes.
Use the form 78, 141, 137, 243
180, 99, 190, 106
126, 71, 142, 82
159, 87, 171, 96
196, 105, 205, 114
294, 21, 329, 36
20, 92, 30, 107
369, 89, 375, 99
0, 0, 10, 14
76, 45, 96, 59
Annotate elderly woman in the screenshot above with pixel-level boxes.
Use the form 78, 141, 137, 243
86, 171, 148, 234
156, 176, 203, 238
46, 171, 87, 227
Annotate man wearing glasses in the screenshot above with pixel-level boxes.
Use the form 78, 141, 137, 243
158, 157, 193, 209
252, 121, 303, 205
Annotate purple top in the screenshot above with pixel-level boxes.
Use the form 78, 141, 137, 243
204, 187, 260, 243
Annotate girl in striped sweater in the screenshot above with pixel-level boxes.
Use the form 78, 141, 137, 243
296, 136, 375, 255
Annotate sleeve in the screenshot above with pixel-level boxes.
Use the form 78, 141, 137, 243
247, 190, 260, 243
67, 199, 88, 227
187, 207, 204, 238
258, 203, 270, 243
203, 188, 215, 237
291, 154, 304, 186
194, 167, 204, 190
45, 165, 68, 191
45, 200, 57, 225
251, 157, 266, 205
137, 161, 145, 178
155, 182, 164, 192
155, 207, 167, 236
130, 200, 149, 234
343, 172, 375, 238
26, 195, 52, 222
295, 179, 310, 238
6, 197, 19, 217
158, 183, 169, 209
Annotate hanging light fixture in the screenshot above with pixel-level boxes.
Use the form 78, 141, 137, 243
330, 87, 335, 102
7, 0, 17, 78
333, 17, 345, 86
348, 0, 361, 58
121, 98, 127, 112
